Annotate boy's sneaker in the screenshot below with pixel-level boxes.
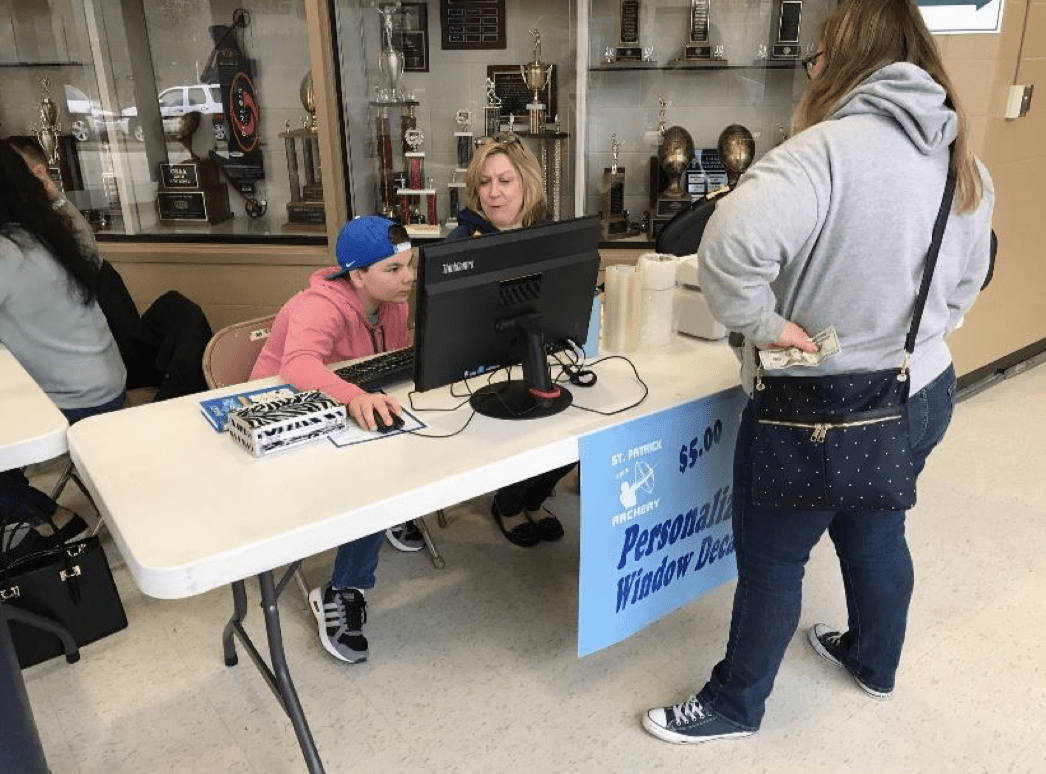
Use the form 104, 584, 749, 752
385, 521, 424, 552
808, 623, 893, 700
642, 695, 755, 745
308, 584, 368, 663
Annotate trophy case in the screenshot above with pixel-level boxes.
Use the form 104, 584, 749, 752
577, 0, 834, 244
334, 0, 580, 238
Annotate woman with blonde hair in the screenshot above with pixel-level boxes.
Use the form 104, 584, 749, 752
448, 132, 571, 547
642, 0, 993, 745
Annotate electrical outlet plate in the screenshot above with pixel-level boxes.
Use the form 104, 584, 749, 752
1005, 84, 1033, 119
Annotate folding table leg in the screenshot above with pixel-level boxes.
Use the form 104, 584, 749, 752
221, 572, 326, 774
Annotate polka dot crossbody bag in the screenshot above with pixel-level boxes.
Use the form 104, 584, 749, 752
750, 167, 956, 512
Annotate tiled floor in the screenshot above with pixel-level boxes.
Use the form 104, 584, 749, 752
20, 360, 1046, 773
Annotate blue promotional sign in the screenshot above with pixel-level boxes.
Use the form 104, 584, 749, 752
578, 387, 747, 657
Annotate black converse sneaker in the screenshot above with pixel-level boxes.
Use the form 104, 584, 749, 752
642, 695, 755, 744
308, 584, 368, 663
385, 520, 424, 552
808, 623, 893, 699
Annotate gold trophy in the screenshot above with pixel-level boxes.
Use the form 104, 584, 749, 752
658, 126, 695, 201
717, 124, 755, 187
520, 29, 553, 136
32, 79, 62, 166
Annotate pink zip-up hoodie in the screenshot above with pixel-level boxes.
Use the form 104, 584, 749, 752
250, 267, 410, 404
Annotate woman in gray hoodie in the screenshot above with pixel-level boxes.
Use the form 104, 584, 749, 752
643, 0, 994, 744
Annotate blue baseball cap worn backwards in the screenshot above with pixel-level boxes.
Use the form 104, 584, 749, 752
327, 215, 411, 280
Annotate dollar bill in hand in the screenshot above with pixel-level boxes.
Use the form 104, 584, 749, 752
759, 325, 841, 370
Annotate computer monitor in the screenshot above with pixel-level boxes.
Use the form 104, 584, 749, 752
414, 215, 601, 420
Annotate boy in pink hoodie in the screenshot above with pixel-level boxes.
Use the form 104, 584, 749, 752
251, 215, 415, 663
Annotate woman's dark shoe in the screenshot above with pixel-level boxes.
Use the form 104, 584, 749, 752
491, 498, 541, 547
526, 507, 564, 542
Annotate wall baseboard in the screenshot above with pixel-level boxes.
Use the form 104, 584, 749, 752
956, 337, 1046, 402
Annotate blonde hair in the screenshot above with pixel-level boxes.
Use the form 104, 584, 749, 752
792, 0, 981, 212
464, 133, 547, 228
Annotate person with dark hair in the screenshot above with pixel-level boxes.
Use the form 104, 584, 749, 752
642, 0, 993, 745
447, 132, 571, 548
5, 135, 98, 261
0, 139, 126, 560
251, 215, 418, 664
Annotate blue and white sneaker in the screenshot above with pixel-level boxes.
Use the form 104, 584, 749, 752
808, 623, 893, 699
642, 695, 755, 744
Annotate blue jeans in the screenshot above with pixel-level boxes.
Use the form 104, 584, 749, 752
0, 392, 126, 530
330, 531, 385, 591
697, 365, 956, 730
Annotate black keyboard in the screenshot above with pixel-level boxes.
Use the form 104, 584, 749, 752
334, 347, 415, 391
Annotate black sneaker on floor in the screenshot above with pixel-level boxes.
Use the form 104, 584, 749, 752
808, 623, 893, 700
385, 520, 424, 552
308, 584, 368, 663
642, 695, 755, 745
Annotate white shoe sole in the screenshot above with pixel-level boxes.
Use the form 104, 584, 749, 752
641, 712, 754, 745
807, 625, 892, 700
308, 587, 368, 664
385, 526, 424, 552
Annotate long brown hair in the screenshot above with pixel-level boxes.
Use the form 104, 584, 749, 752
464, 132, 547, 228
792, 0, 981, 212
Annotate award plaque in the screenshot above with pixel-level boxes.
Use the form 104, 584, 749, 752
684, 0, 711, 60
157, 157, 231, 225
600, 134, 628, 240
770, 0, 803, 60
614, 0, 644, 62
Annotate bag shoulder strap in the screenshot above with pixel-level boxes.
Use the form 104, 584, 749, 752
904, 145, 957, 361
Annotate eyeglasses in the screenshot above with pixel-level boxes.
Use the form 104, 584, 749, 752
475, 131, 521, 147
802, 50, 824, 79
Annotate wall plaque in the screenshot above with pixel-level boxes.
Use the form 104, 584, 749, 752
440, 0, 506, 50
487, 64, 557, 124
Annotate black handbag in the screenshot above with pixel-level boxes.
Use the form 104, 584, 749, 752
749, 165, 956, 512
655, 185, 733, 257
1, 535, 128, 668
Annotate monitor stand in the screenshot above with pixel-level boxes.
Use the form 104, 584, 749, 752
469, 314, 573, 420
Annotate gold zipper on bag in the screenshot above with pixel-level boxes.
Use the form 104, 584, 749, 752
758, 415, 900, 443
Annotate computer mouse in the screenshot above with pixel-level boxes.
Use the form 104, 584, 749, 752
372, 409, 405, 433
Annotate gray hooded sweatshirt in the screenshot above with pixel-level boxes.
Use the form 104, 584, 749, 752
698, 63, 994, 395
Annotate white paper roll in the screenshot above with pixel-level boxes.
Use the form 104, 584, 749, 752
637, 252, 680, 291
636, 253, 679, 348
604, 264, 639, 352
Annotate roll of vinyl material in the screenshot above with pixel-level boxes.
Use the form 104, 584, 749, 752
637, 253, 680, 348
604, 264, 639, 352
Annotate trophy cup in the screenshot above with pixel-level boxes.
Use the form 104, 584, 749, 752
401, 98, 418, 155
601, 134, 628, 240
274, 71, 325, 230
32, 79, 62, 166
717, 124, 755, 186
483, 77, 502, 138
520, 29, 554, 136
454, 109, 474, 172
377, 2, 405, 101
609, 1, 653, 64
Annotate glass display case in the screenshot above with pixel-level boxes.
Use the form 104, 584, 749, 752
333, 0, 580, 238
576, 0, 833, 244
0, 1, 328, 242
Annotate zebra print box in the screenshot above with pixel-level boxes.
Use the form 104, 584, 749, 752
227, 390, 347, 457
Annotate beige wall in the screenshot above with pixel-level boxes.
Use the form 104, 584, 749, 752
941, 0, 1046, 375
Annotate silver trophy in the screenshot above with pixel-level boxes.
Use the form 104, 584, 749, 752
377, 3, 405, 101
454, 108, 473, 170
483, 77, 502, 137
520, 29, 554, 136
